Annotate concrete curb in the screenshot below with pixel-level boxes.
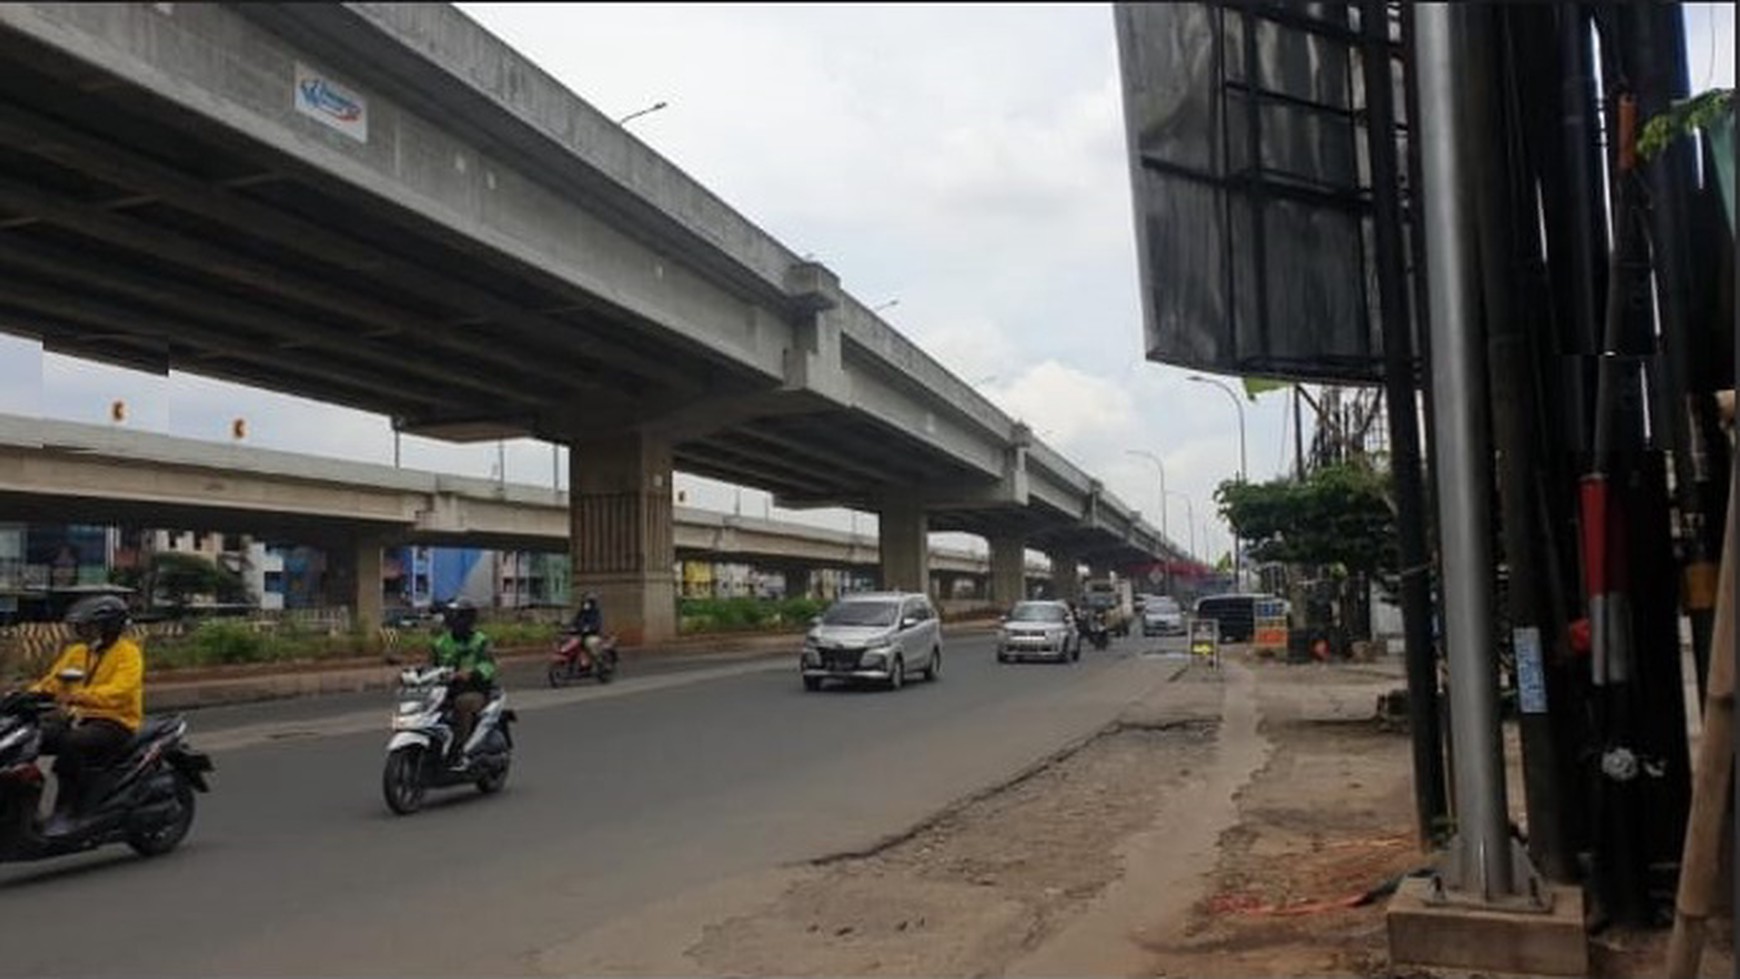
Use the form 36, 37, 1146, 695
145, 623, 1002, 712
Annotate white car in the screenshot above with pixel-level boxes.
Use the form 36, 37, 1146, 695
996, 600, 1080, 663
1141, 596, 1185, 637
800, 592, 942, 691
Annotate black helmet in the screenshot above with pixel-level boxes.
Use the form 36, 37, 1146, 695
66, 594, 129, 644
443, 597, 478, 632
581, 592, 598, 608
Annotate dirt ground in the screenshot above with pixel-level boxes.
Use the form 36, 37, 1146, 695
572, 650, 1734, 977
1145, 654, 1736, 979
1145, 656, 1433, 978
686, 713, 1223, 976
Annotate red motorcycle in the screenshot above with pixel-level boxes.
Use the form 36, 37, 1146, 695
547, 631, 618, 687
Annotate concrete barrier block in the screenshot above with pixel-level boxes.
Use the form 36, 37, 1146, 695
1387, 876, 1588, 977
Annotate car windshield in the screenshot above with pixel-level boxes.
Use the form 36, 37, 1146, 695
1008, 603, 1066, 623
1147, 598, 1180, 614
820, 600, 900, 627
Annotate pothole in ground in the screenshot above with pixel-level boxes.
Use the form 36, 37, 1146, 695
687, 719, 1220, 977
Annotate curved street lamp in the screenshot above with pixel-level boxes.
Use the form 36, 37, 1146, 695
617, 100, 669, 126
1124, 449, 1169, 545
1186, 374, 1247, 482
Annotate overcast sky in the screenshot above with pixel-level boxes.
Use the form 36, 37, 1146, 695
0, 3, 1732, 562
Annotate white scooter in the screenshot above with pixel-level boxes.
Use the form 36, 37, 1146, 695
381, 666, 515, 815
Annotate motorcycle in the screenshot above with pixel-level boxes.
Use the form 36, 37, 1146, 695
1087, 613, 1111, 651
547, 631, 618, 688
382, 665, 516, 815
0, 671, 213, 864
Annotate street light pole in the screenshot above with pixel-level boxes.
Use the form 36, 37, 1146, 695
1167, 490, 1196, 559
617, 100, 668, 126
1124, 450, 1170, 545
1126, 449, 1172, 594
1189, 374, 1248, 591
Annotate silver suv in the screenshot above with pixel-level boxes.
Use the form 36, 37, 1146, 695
996, 600, 1079, 663
800, 591, 942, 691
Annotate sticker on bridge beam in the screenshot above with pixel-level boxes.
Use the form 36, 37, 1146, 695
294, 63, 369, 143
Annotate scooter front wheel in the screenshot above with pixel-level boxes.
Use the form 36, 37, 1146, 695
383, 746, 427, 815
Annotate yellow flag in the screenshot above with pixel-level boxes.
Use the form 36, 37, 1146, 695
1241, 377, 1289, 401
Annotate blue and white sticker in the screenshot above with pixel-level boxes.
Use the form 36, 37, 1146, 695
1513, 626, 1547, 714
294, 62, 368, 143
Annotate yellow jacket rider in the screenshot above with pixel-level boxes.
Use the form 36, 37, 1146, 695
29, 594, 143, 833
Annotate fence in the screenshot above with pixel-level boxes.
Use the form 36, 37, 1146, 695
0, 613, 409, 678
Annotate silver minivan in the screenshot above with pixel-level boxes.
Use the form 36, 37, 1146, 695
800, 591, 943, 691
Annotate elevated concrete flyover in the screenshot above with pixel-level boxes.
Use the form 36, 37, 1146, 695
0, 413, 1050, 615
0, 2, 1173, 639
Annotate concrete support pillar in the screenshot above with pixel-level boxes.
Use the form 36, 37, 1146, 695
353, 539, 384, 635
569, 431, 677, 645
319, 534, 385, 634
770, 563, 811, 599
990, 534, 1027, 607
1050, 550, 1083, 602
878, 498, 928, 594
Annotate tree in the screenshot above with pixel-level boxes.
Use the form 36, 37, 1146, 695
149, 552, 248, 611
1214, 461, 1398, 639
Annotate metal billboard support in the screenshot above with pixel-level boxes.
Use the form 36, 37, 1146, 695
1414, 1, 1547, 909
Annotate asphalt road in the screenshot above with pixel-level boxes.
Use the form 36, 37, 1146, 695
0, 632, 1190, 976
166, 640, 799, 735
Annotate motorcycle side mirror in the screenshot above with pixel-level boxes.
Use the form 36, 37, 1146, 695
57, 668, 86, 683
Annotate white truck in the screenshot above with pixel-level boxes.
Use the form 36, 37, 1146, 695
1082, 578, 1134, 637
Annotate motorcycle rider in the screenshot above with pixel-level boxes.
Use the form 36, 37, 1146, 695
28, 594, 143, 834
569, 592, 604, 667
430, 598, 497, 769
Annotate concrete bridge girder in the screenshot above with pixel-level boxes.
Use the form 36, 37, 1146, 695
0, 3, 1172, 640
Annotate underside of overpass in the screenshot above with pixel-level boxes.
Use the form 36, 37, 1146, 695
0, 3, 1172, 639
0, 12, 989, 504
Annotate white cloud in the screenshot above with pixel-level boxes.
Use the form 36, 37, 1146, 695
1683, 3, 1735, 90
17, 2, 1704, 568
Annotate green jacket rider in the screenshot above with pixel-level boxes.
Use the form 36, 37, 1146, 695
430, 598, 497, 766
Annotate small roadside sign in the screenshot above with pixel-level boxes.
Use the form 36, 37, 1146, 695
1189, 617, 1220, 668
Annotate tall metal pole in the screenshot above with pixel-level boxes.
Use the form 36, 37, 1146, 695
1169, 491, 1197, 560
1128, 449, 1171, 595
1471, 3, 1573, 882
1126, 450, 1170, 544
1293, 385, 1307, 480
1415, 2, 1516, 900
1362, 0, 1449, 848
1189, 375, 1247, 590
